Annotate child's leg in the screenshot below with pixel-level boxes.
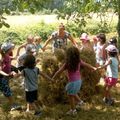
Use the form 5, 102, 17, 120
7, 96, 14, 105
74, 94, 81, 102
68, 95, 75, 110
104, 85, 112, 99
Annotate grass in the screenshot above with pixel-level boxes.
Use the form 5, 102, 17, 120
1, 83, 120, 120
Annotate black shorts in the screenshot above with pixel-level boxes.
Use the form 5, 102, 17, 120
25, 90, 38, 103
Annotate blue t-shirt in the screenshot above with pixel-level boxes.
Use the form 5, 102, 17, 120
106, 57, 118, 78
22, 67, 40, 91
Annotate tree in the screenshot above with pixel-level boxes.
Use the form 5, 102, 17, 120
57, 0, 120, 49
0, 0, 53, 28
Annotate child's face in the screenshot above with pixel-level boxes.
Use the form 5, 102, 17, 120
35, 38, 41, 44
27, 37, 34, 44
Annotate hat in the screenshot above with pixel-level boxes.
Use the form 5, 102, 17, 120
105, 45, 118, 52
80, 33, 89, 41
1, 42, 15, 52
26, 44, 36, 52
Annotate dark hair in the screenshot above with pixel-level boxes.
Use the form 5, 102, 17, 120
97, 33, 106, 44
65, 46, 80, 72
108, 37, 117, 47
24, 55, 36, 69
108, 51, 117, 57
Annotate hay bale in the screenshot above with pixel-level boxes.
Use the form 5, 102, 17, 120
40, 49, 101, 104
80, 50, 101, 101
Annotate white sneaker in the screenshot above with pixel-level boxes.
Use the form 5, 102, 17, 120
76, 100, 84, 109
66, 109, 77, 116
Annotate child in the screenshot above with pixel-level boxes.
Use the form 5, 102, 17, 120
96, 33, 107, 67
80, 33, 93, 51
17, 44, 36, 71
97, 45, 119, 105
52, 46, 96, 115
0, 42, 21, 111
108, 37, 117, 48
15, 55, 52, 116
34, 36, 44, 55
16, 34, 35, 57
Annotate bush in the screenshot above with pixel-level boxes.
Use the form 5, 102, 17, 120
0, 21, 57, 44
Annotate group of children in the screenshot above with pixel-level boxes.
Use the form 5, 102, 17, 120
0, 31, 119, 117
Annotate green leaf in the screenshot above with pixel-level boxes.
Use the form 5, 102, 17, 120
0, 23, 3, 28
5, 8, 11, 15
3, 22, 10, 28
29, 8, 35, 14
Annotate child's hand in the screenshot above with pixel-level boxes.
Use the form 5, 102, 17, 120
42, 47, 45, 52
93, 67, 97, 71
36, 59, 40, 64
9, 71, 17, 78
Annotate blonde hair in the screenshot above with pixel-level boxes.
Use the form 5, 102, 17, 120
34, 36, 42, 43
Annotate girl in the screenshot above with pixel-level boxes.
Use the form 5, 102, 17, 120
0, 42, 21, 111
96, 33, 107, 66
80, 33, 93, 51
97, 45, 119, 105
15, 55, 52, 116
52, 46, 96, 115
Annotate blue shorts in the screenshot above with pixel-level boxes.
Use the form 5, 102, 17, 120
65, 80, 82, 95
0, 78, 12, 97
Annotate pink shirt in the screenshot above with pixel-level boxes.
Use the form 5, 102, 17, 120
1, 54, 11, 74
66, 61, 84, 82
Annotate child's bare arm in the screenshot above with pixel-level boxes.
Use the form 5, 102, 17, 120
40, 71, 52, 81
0, 71, 9, 76
81, 61, 97, 70
97, 59, 111, 70
16, 43, 26, 57
52, 64, 65, 79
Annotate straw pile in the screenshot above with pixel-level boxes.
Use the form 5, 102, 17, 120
40, 49, 101, 104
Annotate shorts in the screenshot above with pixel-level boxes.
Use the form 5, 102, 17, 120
65, 80, 82, 95
0, 78, 12, 97
105, 77, 117, 87
25, 90, 38, 103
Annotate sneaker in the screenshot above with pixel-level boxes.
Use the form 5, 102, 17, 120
34, 111, 42, 116
103, 97, 108, 104
76, 100, 84, 110
107, 99, 114, 106
66, 109, 77, 116
11, 104, 21, 111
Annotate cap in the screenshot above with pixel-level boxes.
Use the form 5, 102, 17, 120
80, 33, 89, 41
105, 45, 118, 52
1, 42, 15, 52
26, 44, 36, 52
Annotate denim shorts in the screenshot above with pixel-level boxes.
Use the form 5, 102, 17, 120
65, 80, 82, 95
0, 77, 12, 97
